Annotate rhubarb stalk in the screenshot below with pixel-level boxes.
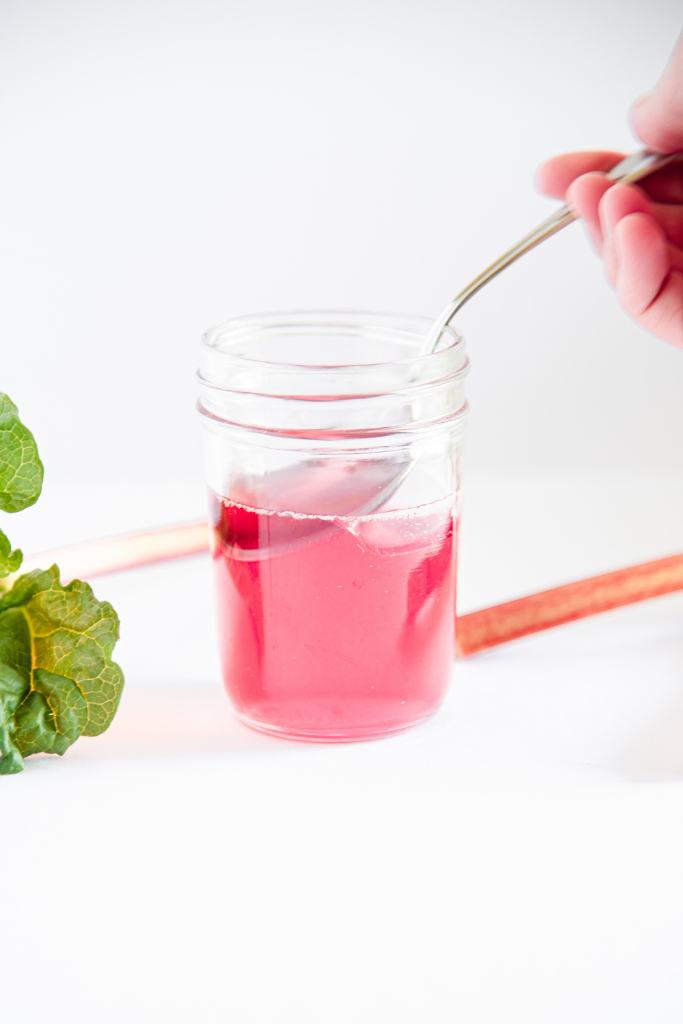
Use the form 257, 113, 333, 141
456, 552, 683, 656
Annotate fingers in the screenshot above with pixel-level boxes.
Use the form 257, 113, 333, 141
537, 149, 683, 206
567, 173, 683, 252
639, 270, 683, 349
566, 179, 683, 346
565, 177, 656, 267
603, 201, 683, 348
536, 151, 625, 198
631, 33, 683, 153
566, 173, 613, 249
611, 212, 669, 316
598, 183, 658, 285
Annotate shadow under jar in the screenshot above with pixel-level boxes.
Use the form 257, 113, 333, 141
198, 312, 469, 741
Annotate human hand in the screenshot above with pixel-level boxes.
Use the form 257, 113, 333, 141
536, 34, 683, 348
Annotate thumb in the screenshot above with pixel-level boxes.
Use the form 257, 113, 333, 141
631, 33, 683, 153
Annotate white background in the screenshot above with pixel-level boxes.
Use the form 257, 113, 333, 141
1, 0, 682, 483
2, 3, 683, 1022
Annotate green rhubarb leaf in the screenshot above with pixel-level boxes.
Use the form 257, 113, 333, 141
0, 528, 21, 578
0, 566, 124, 774
13, 670, 88, 756
0, 392, 44, 513
0, 663, 26, 774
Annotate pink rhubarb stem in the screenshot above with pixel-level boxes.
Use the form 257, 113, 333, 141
21, 521, 210, 584
456, 551, 683, 657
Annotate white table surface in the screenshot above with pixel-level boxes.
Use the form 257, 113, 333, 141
4, 476, 683, 1023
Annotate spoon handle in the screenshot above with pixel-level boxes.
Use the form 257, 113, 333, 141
425, 150, 680, 353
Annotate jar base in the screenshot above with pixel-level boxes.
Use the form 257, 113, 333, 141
234, 706, 440, 744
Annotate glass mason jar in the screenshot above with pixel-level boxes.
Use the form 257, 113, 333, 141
198, 311, 469, 741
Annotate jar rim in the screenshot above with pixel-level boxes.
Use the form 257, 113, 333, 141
199, 310, 465, 387
197, 310, 468, 441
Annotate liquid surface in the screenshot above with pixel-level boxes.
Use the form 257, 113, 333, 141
210, 487, 457, 740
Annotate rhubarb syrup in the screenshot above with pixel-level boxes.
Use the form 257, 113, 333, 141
210, 482, 457, 741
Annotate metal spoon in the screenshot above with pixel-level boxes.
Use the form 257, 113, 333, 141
423, 149, 679, 354
362, 149, 681, 514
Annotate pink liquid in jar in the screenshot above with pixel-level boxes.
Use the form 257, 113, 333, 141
210, 473, 457, 741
